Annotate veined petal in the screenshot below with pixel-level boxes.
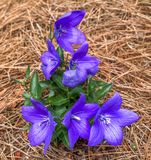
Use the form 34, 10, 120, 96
62, 111, 72, 129
76, 103, 99, 119
77, 55, 100, 76
72, 42, 88, 60
72, 93, 86, 113
22, 106, 47, 124
88, 119, 104, 146
68, 123, 79, 149
57, 37, 74, 53
110, 109, 140, 127
99, 92, 122, 114
62, 68, 87, 88
43, 125, 55, 155
55, 10, 85, 27
72, 119, 90, 139
62, 27, 86, 45
47, 39, 60, 58
103, 121, 123, 146
28, 122, 50, 146
30, 98, 48, 115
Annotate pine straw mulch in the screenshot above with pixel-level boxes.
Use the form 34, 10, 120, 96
0, 0, 151, 159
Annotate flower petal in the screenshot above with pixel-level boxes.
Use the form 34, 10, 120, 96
72, 93, 86, 113
76, 103, 99, 119
63, 27, 86, 45
62, 111, 72, 129
57, 37, 74, 53
72, 119, 90, 139
28, 122, 50, 146
99, 92, 122, 114
68, 123, 79, 149
88, 119, 104, 146
76, 55, 100, 76
111, 109, 140, 127
103, 121, 123, 146
43, 125, 55, 155
22, 106, 47, 124
72, 42, 88, 60
62, 68, 87, 88
30, 98, 48, 115
55, 10, 85, 27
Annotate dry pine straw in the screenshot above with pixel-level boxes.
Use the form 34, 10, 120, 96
0, 0, 151, 159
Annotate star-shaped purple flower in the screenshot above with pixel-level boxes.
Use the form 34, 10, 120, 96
22, 98, 57, 154
62, 42, 100, 88
62, 94, 99, 149
54, 10, 86, 53
88, 92, 140, 146
41, 39, 60, 80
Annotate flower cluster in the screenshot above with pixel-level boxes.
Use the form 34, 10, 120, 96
21, 10, 139, 154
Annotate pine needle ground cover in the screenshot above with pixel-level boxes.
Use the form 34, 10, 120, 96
0, 0, 150, 159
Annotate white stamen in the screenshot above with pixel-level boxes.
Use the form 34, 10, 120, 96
72, 115, 81, 121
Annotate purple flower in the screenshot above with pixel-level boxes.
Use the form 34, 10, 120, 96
22, 98, 57, 154
54, 10, 86, 53
62, 94, 99, 149
41, 39, 60, 80
62, 42, 100, 88
88, 93, 139, 146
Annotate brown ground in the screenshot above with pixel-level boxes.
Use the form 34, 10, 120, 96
0, 0, 151, 159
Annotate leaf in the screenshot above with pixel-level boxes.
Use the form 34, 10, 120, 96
39, 80, 51, 89
23, 92, 30, 99
30, 72, 42, 99
48, 95, 69, 106
95, 83, 112, 101
57, 46, 64, 65
62, 129, 69, 148
24, 98, 32, 105
54, 106, 67, 117
25, 65, 30, 80
52, 74, 67, 92
69, 86, 83, 97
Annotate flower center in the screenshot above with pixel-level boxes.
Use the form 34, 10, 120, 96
100, 115, 111, 125
71, 115, 81, 121
55, 25, 66, 38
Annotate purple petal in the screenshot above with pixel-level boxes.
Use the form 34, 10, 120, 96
22, 106, 47, 124
88, 119, 104, 146
68, 123, 79, 149
62, 68, 87, 88
72, 42, 88, 60
76, 103, 99, 119
57, 37, 74, 53
72, 119, 90, 139
55, 10, 85, 27
72, 93, 86, 113
62, 111, 72, 129
28, 123, 50, 146
47, 39, 60, 58
103, 121, 123, 146
43, 125, 55, 155
110, 109, 140, 127
76, 55, 100, 76
99, 92, 122, 114
63, 27, 86, 44
30, 98, 48, 115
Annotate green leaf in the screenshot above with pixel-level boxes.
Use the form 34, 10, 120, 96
57, 46, 64, 65
69, 86, 83, 97
30, 72, 42, 99
23, 92, 30, 99
39, 80, 51, 89
53, 106, 67, 117
52, 74, 67, 92
62, 129, 69, 148
95, 83, 112, 101
25, 65, 30, 80
24, 98, 31, 105
48, 95, 69, 106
